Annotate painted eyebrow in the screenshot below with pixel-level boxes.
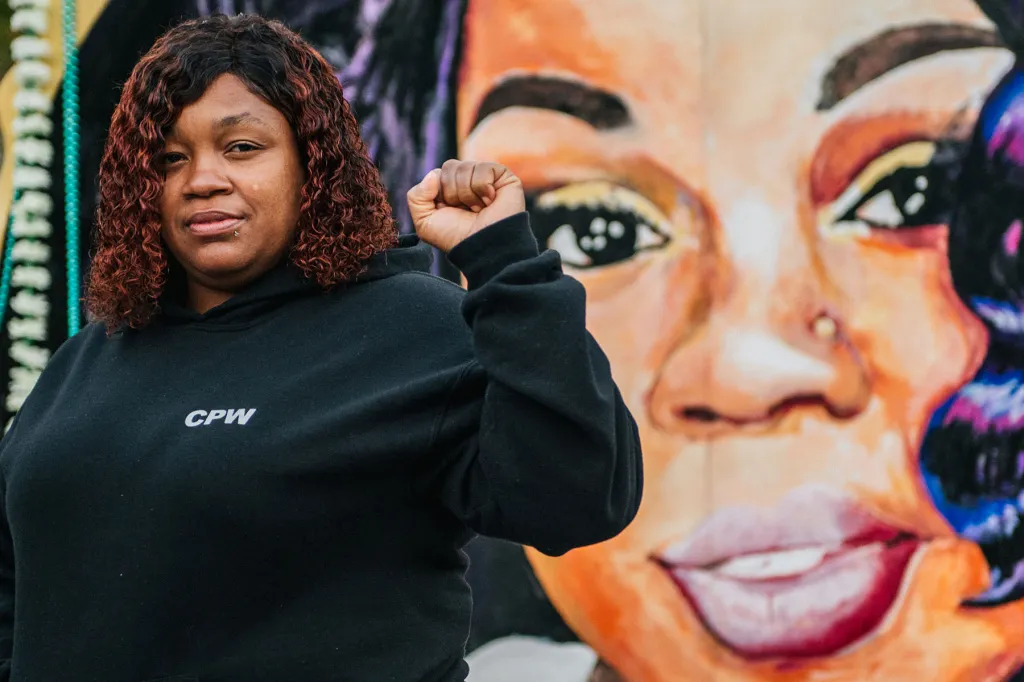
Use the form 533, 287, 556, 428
470, 75, 631, 131
817, 22, 1004, 110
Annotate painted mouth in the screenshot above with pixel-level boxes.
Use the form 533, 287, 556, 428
654, 488, 922, 660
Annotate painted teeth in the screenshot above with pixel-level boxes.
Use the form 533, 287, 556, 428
714, 547, 832, 580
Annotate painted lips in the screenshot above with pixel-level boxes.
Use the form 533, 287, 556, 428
655, 488, 921, 659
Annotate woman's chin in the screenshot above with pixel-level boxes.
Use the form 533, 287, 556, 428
187, 251, 264, 282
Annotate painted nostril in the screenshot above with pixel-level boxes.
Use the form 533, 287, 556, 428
680, 407, 720, 423
677, 395, 833, 427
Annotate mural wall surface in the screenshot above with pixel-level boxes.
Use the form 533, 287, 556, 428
6, 1, 1024, 680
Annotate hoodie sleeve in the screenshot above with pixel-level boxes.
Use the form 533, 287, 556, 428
431, 212, 643, 557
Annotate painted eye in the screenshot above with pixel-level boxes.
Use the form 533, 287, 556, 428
844, 168, 936, 229
823, 140, 952, 236
854, 186, 913, 228
527, 181, 672, 269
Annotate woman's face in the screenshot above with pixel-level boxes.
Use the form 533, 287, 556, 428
459, 0, 1024, 679
159, 73, 304, 310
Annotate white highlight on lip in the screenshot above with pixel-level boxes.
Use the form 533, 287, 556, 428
715, 546, 834, 581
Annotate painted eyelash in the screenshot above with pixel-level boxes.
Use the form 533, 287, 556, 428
532, 181, 671, 235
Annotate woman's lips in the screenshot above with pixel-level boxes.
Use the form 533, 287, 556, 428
655, 488, 923, 660
187, 216, 243, 237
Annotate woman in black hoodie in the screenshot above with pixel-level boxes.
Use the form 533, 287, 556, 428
0, 14, 641, 682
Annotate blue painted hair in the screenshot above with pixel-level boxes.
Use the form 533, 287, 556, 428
922, 0, 1024, 609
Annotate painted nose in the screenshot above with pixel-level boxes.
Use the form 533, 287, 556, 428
648, 311, 870, 436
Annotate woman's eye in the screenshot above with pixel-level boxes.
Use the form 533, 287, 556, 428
825, 140, 953, 236
160, 152, 186, 167
527, 181, 672, 269
227, 141, 260, 154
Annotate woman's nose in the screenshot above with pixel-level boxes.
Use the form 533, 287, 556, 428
182, 155, 232, 198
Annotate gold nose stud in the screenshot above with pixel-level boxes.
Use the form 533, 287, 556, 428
811, 313, 838, 340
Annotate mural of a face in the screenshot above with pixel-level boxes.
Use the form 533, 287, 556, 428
458, 0, 1024, 679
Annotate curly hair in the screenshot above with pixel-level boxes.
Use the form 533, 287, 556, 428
86, 13, 397, 330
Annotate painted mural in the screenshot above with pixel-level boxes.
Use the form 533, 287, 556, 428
4, 0, 1024, 680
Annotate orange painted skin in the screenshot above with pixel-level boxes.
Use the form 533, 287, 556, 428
457, 1, 1024, 680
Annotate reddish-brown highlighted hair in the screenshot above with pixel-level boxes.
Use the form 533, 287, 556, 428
87, 13, 398, 330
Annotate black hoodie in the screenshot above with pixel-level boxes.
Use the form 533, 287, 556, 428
0, 213, 642, 682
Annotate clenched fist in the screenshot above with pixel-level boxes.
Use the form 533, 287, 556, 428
406, 160, 526, 252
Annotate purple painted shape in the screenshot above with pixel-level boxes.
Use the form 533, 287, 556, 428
361, 0, 390, 26
419, 0, 462, 179
987, 95, 1024, 165
1005, 220, 1023, 255
944, 379, 1024, 433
